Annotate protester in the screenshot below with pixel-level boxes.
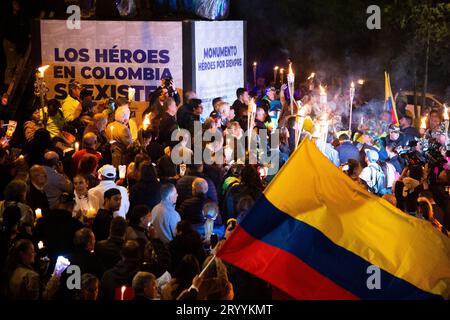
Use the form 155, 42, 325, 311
92, 188, 122, 242
95, 216, 127, 270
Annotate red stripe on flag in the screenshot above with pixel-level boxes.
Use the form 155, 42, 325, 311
217, 226, 360, 300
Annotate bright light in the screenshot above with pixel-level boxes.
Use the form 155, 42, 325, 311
444, 104, 449, 121
319, 84, 326, 94
274, 66, 279, 71
288, 63, 293, 75
358, 79, 365, 85
253, 62, 257, 66
38, 65, 50, 73
420, 116, 428, 129
307, 73, 316, 80
351, 81, 355, 88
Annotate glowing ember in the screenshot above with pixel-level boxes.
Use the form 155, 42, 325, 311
420, 116, 428, 129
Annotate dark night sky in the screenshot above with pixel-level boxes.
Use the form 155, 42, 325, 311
228, 0, 450, 100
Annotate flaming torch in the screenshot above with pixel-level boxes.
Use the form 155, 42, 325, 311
349, 81, 355, 138
35, 65, 50, 127
280, 68, 285, 84
252, 62, 257, 86
287, 63, 295, 115
247, 98, 257, 160
308, 72, 316, 91
273, 66, 279, 84
420, 116, 428, 136
143, 112, 151, 130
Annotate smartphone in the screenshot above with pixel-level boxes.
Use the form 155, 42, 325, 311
53, 256, 70, 277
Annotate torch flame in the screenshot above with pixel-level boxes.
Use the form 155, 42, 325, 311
420, 116, 428, 129
319, 85, 326, 94
358, 79, 365, 85
143, 112, 151, 130
274, 66, 279, 71
307, 72, 316, 80
444, 104, 449, 121
288, 63, 293, 75
38, 65, 50, 73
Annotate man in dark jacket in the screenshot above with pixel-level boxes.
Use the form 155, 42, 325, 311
100, 240, 142, 300
92, 188, 122, 242
179, 178, 209, 225
27, 165, 51, 216
335, 134, 360, 164
232, 88, 249, 121
157, 97, 178, 148
176, 164, 218, 209
95, 216, 127, 270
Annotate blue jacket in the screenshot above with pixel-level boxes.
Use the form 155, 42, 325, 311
336, 141, 360, 164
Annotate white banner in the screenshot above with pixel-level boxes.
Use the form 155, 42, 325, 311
40, 20, 183, 103
194, 21, 244, 115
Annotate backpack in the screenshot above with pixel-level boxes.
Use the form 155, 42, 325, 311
367, 164, 388, 196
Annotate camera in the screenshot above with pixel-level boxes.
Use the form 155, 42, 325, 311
162, 77, 176, 97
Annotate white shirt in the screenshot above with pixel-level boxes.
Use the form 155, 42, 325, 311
88, 180, 130, 218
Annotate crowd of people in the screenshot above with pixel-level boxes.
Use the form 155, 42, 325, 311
0, 65, 448, 300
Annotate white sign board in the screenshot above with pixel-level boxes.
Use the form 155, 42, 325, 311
194, 21, 244, 115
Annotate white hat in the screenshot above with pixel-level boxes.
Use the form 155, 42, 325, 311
115, 105, 130, 123
98, 164, 117, 179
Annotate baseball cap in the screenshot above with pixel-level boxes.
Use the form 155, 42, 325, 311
365, 148, 379, 163
388, 124, 400, 132
98, 165, 117, 179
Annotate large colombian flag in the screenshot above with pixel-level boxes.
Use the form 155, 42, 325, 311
217, 138, 450, 299
385, 71, 400, 125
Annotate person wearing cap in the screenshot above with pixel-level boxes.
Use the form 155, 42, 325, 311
359, 149, 386, 195
260, 87, 275, 116
378, 124, 404, 161
106, 97, 132, 167
88, 164, 129, 218
62, 80, 83, 123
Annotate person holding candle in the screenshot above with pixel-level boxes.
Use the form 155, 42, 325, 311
27, 165, 50, 218
72, 175, 93, 221
43, 151, 73, 209
72, 132, 103, 175
95, 216, 128, 271
106, 97, 132, 167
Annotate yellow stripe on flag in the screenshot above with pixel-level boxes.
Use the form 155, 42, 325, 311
264, 138, 450, 298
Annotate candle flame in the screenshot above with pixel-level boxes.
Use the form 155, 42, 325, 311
444, 104, 449, 121
280, 68, 284, 73
351, 81, 355, 88
420, 116, 428, 129
121, 286, 126, 294
358, 79, 365, 85
38, 241, 44, 249
253, 62, 257, 67
288, 63, 293, 75
274, 66, 279, 71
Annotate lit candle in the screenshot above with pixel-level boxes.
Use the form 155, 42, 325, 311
358, 79, 365, 85
279, 68, 285, 84
35, 208, 42, 220
349, 82, 355, 137
120, 286, 126, 300
128, 87, 136, 102
118, 165, 127, 179
74, 142, 79, 152
38, 241, 44, 250
86, 207, 97, 219
273, 66, 279, 84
